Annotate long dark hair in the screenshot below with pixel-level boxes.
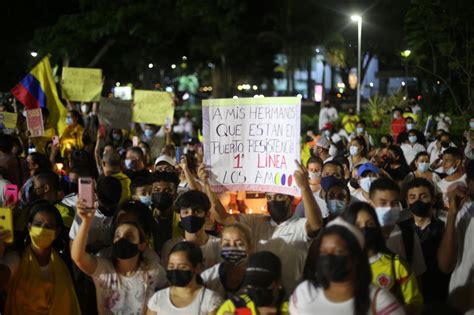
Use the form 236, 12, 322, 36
388, 144, 409, 169
169, 241, 204, 285
305, 225, 371, 315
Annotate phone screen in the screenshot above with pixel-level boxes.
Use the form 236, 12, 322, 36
78, 178, 94, 209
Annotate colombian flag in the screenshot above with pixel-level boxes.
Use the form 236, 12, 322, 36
11, 56, 67, 134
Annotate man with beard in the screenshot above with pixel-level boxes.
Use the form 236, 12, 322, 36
201, 161, 323, 295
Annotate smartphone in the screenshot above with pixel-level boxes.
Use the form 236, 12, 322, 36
176, 147, 183, 164
78, 177, 95, 209
132, 136, 139, 147
52, 136, 59, 146
5, 184, 18, 203
0, 208, 13, 243
98, 124, 106, 138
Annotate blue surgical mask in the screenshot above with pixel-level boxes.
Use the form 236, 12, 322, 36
356, 127, 364, 134
139, 195, 152, 206
66, 117, 73, 125
124, 158, 134, 169
360, 176, 376, 193
349, 146, 359, 156
408, 135, 417, 143
417, 162, 430, 173
470, 121, 474, 129
144, 129, 154, 138
406, 123, 414, 130
327, 199, 346, 216
375, 206, 401, 226
445, 165, 457, 176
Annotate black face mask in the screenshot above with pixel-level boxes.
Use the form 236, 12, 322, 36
317, 254, 350, 282
441, 141, 450, 148
180, 215, 205, 233
221, 247, 248, 265
152, 192, 174, 210
112, 238, 139, 260
246, 286, 275, 307
349, 178, 360, 190
166, 269, 193, 287
363, 227, 380, 250
409, 200, 431, 217
267, 200, 289, 223
98, 205, 116, 217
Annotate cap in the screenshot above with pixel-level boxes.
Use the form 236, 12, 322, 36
243, 251, 281, 288
315, 136, 330, 149
320, 175, 346, 192
357, 163, 380, 177
154, 154, 176, 166
326, 217, 365, 249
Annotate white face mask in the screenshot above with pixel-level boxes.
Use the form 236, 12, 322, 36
445, 165, 457, 176
327, 199, 346, 216
417, 162, 430, 173
359, 176, 376, 193
375, 206, 401, 226
308, 171, 320, 181
406, 123, 414, 131
81, 105, 88, 114
408, 135, 417, 143
350, 146, 359, 156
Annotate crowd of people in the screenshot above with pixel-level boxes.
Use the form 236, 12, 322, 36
0, 97, 473, 315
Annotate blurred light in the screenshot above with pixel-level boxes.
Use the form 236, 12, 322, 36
233, 95, 238, 99
315, 48, 320, 54
182, 92, 190, 101
182, 56, 187, 61
437, 81, 441, 85
208, 63, 215, 69
401, 50, 412, 58
403, 96, 407, 100
148, 63, 154, 69
237, 85, 243, 91
336, 93, 342, 98
417, 95, 422, 101
337, 82, 345, 88
165, 86, 173, 92
56, 163, 64, 170
339, 88, 344, 93
296, 94, 303, 99
30, 51, 38, 57
369, 82, 374, 87
401, 81, 406, 86
115, 82, 121, 87
351, 15, 362, 22
252, 85, 258, 90
171, 64, 176, 69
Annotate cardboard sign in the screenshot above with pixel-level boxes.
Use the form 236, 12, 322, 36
202, 97, 301, 196
26, 108, 44, 137
0, 112, 18, 129
61, 67, 103, 102
132, 90, 174, 126
98, 97, 133, 130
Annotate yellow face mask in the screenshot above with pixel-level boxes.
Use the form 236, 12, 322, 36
29, 226, 56, 249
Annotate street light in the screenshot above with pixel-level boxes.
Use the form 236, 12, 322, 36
148, 63, 154, 69
351, 15, 362, 114
30, 51, 38, 58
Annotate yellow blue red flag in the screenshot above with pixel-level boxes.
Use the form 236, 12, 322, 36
11, 56, 67, 134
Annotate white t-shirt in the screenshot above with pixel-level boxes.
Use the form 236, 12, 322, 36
436, 174, 467, 206
386, 225, 426, 276
239, 214, 311, 294
161, 234, 221, 270
290, 280, 404, 315
401, 143, 426, 165
147, 287, 223, 315
91, 256, 165, 315
351, 189, 369, 203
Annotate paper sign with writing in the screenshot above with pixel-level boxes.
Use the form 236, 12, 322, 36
26, 108, 45, 137
61, 67, 103, 102
132, 90, 174, 125
0, 112, 18, 129
202, 97, 301, 196
98, 97, 133, 130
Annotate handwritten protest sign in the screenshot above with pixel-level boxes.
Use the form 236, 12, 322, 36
202, 97, 301, 196
0, 112, 17, 129
132, 90, 174, 125
26, 108, 44, 137
61, 67, 103, 102
98, 97, 133, 130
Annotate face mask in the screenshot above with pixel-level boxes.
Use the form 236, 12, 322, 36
29, 226, 56, 249
375, 206, 401, 226
308, 171, 320, 181
98, 205, 116, 217
407, 123, 414, 130
246, 286, 275, 307
112, 134, 121, 141
124, 159, 134, 170
445, 165, 457, 176
327, 199, 346, 216
356, 127, 364, 134
267, 200, 290, 223
324, 130, 331, 138
66, 117, 73, 125
112, 238, 139, 259
470, 121, 474, 129
320, 176, 336, 192
409, 200, 431, 217
363, 227, 380, 250
349, 146, 359, 156
139, 195, 152, 207
329, 145, 337, 157
152, 192, 174, 210
417, 162, 430, 173
408, 135, 417, 143
180, 215, 205, 233
360, 177, 376, 193
81, 105, 88, 114
144, 129, 154, 138
221, 247, 247, 265
348, 179, 359, 190
441, 141, 450, 148
167, 269, 193, 287
317, 254, 350, 282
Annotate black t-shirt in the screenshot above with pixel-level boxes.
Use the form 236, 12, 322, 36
387, 164, 411, 181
